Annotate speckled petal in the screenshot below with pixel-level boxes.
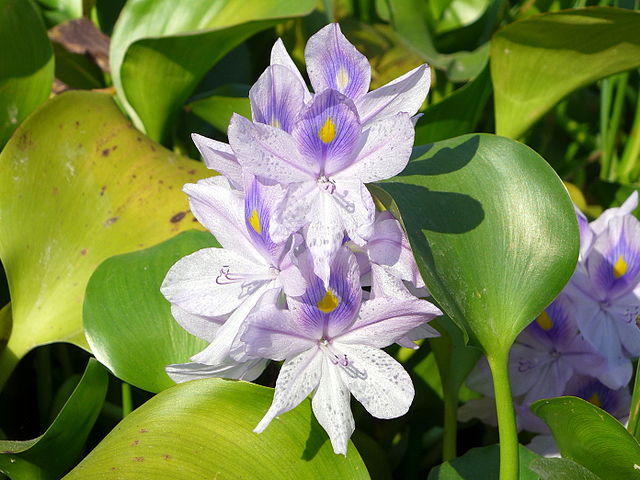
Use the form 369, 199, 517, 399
270, 38, 312, 103
191, 133, 243, 188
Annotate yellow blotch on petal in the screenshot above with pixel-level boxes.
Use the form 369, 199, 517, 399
270, 116, 281, 128
587, 392, 602, 408
249, 208, 262, 234
317, 289, 339, 313
536, 311, 553, 331
318, 117, 336, 144
336, 67, 349, 92
613, 255, 628, 278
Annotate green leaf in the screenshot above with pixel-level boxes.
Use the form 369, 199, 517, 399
529, 457, 602, 480
386, 0, 489, 82
0, 359, 108, 479
415, 65, 491, 145
380, 134, 579, 353
0, 0, 54, 148
84, 230, 219, 393
0, 91, 211, 388
492, 7, 640, 139
427, 444, 539, 479
189, 89, 251, 134
531, 396, 640, 480
110, 0, 316, 143
51, 42, 105, 90
64, 379, 370, 479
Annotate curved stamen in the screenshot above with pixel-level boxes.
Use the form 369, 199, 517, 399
319, 339, 367, 379
215, 265, 278, 286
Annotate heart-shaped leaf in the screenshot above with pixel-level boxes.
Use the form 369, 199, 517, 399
0, 0, 54, 148
110, 0, 316, 143
64, 379, 370, 479
529, 457, 601, 480
84, 230, 219, 393
0, 358, 108, 479
0, 91, 210, 387
492, 7, 640, 138
380, 134, 579, 353
531, 396, 640, 480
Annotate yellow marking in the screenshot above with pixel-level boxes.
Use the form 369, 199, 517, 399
536, 311, 553, 331
336, 67, 349, 91
318, 117, 336, 144
249, 208, 262, 234
613, 255, 628, 278
317, 289, 339, 313
270, 115, 281, 128
587, 392, 602, 408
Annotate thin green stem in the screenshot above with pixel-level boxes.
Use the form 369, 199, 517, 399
600, 77, 613, 180
487, 348, 519, 480
606, 73, 629, 178
618, 77, 640, 183
121, 382, 133, 418
627, 363, 640, 439
441, 382, 458, 461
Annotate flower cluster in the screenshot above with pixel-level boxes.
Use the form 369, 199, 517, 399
160, 24, 441, 455
462, 192, 639, 453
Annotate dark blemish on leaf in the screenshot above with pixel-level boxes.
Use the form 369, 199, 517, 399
132, 174, 137, 179
102, 149, 110, 157
17, 133, 32, 151
170, 212, 186, 223
131, 440, 139, 446
104, 217, 118, 226
75, 121, 80, 127
158, 179, 164, 184
133, 457, 144, 462
52, 187, 59, 195
100, 185, 106, 196
110, 467, 117, 471
162, 454, 172, 460
168, 185, 173, 190
150, 145, 156, 152
136, 136, 142, 142
192, 217, 198, 222
139, 428, 149, 433
112, 145, 118, 151
188, 169, 196, 175
80, 248, 87, 256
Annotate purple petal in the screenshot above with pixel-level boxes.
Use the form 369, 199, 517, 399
575, 205, 594, 261
228, 113, 317, 182
250, 64, 306, 133
292, 89, 361, 175
590, 190, 638, 235
270, 38, 312, 103
191, 134, 243, 188
243, 175, 283, 261
292, 247, 362, 339
335, 297, 441, 348
305, 23, 371, 99
330, 177, 375, 246
270, 181, 320, 243
356, 64, 430, 125
334, 112, 414, 182
564, 375, 631, 422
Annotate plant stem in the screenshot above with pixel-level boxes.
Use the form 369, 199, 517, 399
627, 362, 640, 439
441, 381, 458, 461
618, 77, 640, 183
121, 382, 133, 418
487, 348, 519, 480
600, 77, 613, 180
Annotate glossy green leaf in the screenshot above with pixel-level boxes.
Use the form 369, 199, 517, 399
189, 91, 251, 134
529, 457, 602, 480
36, 0, 83, 25
0, 358, 108, 479
84, 230, 219, 393
64, 379, 370, 479
427, 444, 539, 479
0, 0, 54, 148
0, 91, 211, 387
531, 396, 640, 480
492, 7, 640, 139
110, 0, 316, 143
415, 65, 491, 145
51, 42, 105, 90
387, 0, 489, 82
379, 134, 579, 353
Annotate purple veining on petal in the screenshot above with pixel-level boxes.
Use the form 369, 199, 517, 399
565, 375, 630, 421
292, 89, 361, 175
243, 176, 283, 263
305, 23, 371, 99
250, 64, 306, 134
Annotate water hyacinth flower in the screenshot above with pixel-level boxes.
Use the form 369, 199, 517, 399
161, 176, 305, 381
565, 192, 640, 388
242, 246, 441, 454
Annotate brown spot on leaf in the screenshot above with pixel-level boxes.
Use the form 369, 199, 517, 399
170, 212, 186, 223
139, 428, 149, 433
136, 136, 142, 142
75, 120, 80, 127
131, 440, 139, 446
52, 187, 59, 195
133, 457, 144, 462
104, 217, 118, 226
17, 132, 32, 151
102, 148, 110, 157
162, 454, 172, 460
48, 18, 110, 72
80, 248, 87, 256
100, 185, 106, 196
188, 169, 196, 175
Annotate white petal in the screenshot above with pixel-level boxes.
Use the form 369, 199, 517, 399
336, 343, 414, 419
331, 178, 375, 246
161, 248, 264, 317
311, 357, 355, 456
166, 358, 268, 383
191, 133, 243, 188
254, 348, 323, 433
270, 182, 319, 243
170, 303, 226, 342
228, 114, 317, 183
306, 192, 346, 286
335, 113, 414, 183
356, 64, 430, 125
270, 38, 312, 103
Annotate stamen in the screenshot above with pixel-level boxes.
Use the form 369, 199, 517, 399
318, 117, 336, 144
318, 176, 336, 194
319, 339, 367, 379
333, 188, 355, 213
